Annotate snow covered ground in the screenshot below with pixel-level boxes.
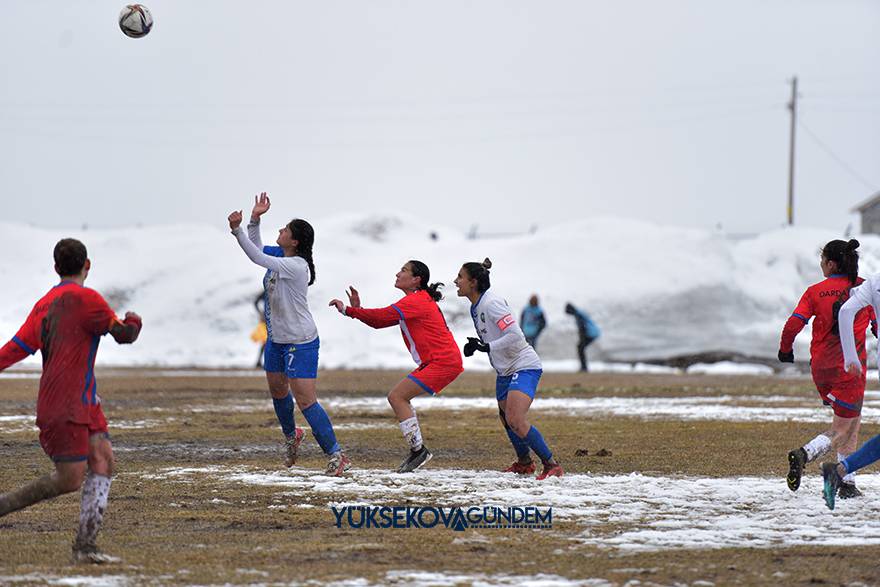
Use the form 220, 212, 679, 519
1, 216, 877, 369
140, 465, 880, 553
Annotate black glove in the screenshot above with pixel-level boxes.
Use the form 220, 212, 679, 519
463, 337, 490, 357
778, 350, 794, 363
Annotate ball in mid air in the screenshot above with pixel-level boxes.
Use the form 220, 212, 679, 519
119, 4, 153, 38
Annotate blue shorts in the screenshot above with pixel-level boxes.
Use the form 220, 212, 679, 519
496, 369, 542, 402
264, 337, 319, 379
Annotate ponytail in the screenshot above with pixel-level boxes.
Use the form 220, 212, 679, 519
408, 259, 444, 302
461, 258, 492, 293
289, 218, 316, 286
822, 238, 860, 286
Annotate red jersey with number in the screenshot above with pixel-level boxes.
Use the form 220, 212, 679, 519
346, 290, 463, 368
780, 275, 875, 382
0, 282, 121, 425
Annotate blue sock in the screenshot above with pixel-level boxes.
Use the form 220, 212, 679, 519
523, 426, 553, 463
302, 402, 340, 455
506, 429, 531, 460
272, 393, 296, 437
841, 434, 880, 475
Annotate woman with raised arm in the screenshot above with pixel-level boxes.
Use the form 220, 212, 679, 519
454, 258, 563, 480
228, 194, 350, 476
329, 261, 463, 473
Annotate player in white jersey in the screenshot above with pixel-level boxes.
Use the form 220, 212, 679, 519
228, 194, 350, 476
454, 258, 563, 480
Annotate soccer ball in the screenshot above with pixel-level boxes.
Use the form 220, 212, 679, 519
118, 4, 153, 38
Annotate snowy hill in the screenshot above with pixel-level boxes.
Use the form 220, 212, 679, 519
1, 216, 876, 370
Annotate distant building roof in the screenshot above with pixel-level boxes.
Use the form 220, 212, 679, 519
852, 191, 880, 213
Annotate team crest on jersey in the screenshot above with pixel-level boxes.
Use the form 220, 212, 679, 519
497, 314, 515, 331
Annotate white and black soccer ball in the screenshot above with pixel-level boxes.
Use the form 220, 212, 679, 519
118, 4, 153, 39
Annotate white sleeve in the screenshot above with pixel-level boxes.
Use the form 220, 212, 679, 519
247, 218, 263, 249
839, 281, 874, 369
485, 298, 524, 353
232, 227, 288, 274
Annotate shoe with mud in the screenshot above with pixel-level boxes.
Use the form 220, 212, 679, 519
397, 446, 432, 473
536, 462, 564, 480
821, 462, 843, 510
504, 460, 536, 475
787, 448, 806, 491
284, 427, 305, 467
325, 452, 352, 476
72, 545, 120, 565
838, 482, 863, 499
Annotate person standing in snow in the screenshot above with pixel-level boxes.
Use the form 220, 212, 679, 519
820, 257, 880, 509
778, 239, 875, 500
520, 295, 547, 349
228, 193, 351, 477
456, 259, 563, 480
329, 260, 463, 473
565, 303, 600, 372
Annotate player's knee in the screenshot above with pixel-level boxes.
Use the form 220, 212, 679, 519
55, 469, 85, 494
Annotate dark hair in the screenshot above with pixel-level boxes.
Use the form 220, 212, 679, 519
288, 219, 316, 286
461, 258, 493, 294
822, 239, 860, 286
408, 260, 444, 302
54, 238, 87, 277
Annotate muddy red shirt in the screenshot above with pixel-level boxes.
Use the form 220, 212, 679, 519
781, 275, 875, 381
0, 282, 121, 425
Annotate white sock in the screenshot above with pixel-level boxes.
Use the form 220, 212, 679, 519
399, 415, 423, 452
803, 434, 832, 462
76, 472, 111, 551
839, 452, 856, 484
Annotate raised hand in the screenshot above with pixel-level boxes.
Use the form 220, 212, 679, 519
329, 299, 346, 314
346, 286, 361, 308
228, 210, 243, 231
251, 192, 270, 220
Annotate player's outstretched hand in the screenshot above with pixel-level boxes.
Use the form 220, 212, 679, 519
228, 210, 243, 231
346, 286, 361, 308
329, 299, 346, 314
845, 361, 862, 376
777, 350, 794, 363
463, 337, 489, 357
251, 192, 270, 220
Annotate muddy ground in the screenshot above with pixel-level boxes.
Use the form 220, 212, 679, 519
0, 369, 878, 586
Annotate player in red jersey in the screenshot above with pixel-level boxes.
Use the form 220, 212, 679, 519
330, 260, 463, 473
0, 239, 141, 564
779, 239, 875, 498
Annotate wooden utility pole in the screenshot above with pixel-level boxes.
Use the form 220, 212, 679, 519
787, 76, 798, 225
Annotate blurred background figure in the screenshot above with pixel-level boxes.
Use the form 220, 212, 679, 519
565, 303, 600, 372
521, 294, 547, 349
251, 291, 268, 368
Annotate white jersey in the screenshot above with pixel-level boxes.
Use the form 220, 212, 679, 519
232, 220, 318, 345
471, 289, 542, 377
840, 273, 880, 372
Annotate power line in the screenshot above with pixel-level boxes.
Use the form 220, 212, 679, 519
798, 118, 879, 192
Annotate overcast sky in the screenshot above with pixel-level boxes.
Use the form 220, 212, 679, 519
2, 1, 878, 236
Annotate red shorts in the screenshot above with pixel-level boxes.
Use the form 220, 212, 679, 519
38, 403, 109, 462
815, 379, 865, 419
407, 362, 463, 395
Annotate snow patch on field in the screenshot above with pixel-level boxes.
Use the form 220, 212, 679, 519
140, 465, 880, 552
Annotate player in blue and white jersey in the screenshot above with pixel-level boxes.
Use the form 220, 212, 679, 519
228, 193, 350, 476
454, 258, 563, 480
